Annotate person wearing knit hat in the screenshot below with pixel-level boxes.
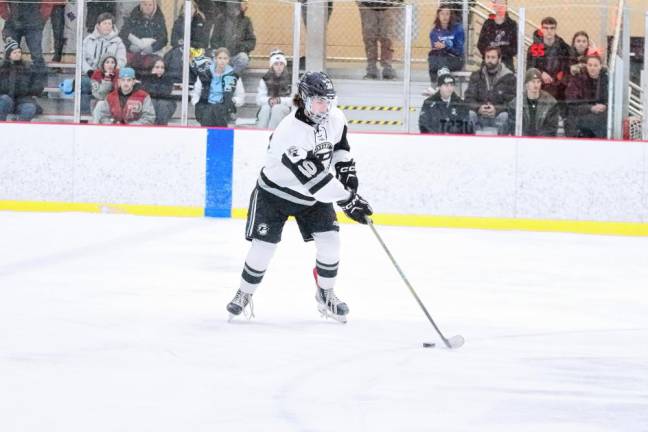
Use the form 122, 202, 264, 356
0, 38, 43, 122
419, 66, 472, 135
506, 67, 559, 136
525, 68, 542, 84
256, 49, 292, 129
3, 38, 21, 60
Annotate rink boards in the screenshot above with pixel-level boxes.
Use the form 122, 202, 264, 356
1, 122, 647, 236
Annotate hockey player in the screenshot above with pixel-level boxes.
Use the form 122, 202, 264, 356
226, 71, 373, 323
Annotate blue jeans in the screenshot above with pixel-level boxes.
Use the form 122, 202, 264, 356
80, 76, 92, 115
0, 95, 38, 121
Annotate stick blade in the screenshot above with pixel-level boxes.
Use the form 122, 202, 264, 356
445, 335, 465, 349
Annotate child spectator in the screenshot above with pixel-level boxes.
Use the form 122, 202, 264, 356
357, 0, 402, 80
92, 67, 155, 125
120, 0, 168, 73
508, 68, 559, 137
477, 0, 518, 71
90, 54, 120, 101
141, 57, 177, 125
428, 5, 465, 84
0, 38, 43, 122
565, 54, 608, 138
191, 47, 245, 127
256, 50, 292, 129
526, 17, 571, 107
465, 47, 515, 135
209, 0, 256, 75
171, 0, 209, 50
419, 71, 472, 135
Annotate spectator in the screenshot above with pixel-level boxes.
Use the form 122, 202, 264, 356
86, 0, 116, 34
90, 54, 120, 101
256, 50, 292, 129
439, 0, 475, 24
357, 0, 402, 80
465, 47, 515, 135
92, 67, 155, 125
191, 47, 245, 127
526, 17, 571, 107
82, 13, 127, 75
565, 54, 608, 138
171, 0, 209, 50
120, 0, 168, 73
0, 38, 43, 122
48, 1, 66, 62
477, 0, 518, 71
569, 31, 594, 76
209, 0, 256, 75
419, 71, 472, 135
428, 5, 465, 84
508, 68, 559, 137
141, 57, 177, 125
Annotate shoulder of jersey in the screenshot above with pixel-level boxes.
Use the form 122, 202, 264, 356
329, 106, 347, 125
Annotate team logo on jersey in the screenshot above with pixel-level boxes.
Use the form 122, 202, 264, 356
313, 141, 333, 163
257, 223, 269, 236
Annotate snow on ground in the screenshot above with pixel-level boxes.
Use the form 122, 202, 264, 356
1, 212, 647, 432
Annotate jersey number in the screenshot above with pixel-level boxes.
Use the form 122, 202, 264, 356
297, 160, 318, 178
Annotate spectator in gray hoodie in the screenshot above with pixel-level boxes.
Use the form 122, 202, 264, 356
82, 12, 127, 74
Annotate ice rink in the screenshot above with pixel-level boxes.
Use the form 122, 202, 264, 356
1, 211, 647, 432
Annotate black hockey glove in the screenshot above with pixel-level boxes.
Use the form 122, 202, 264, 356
334, 159, 359, 193
337, 192, 373, 225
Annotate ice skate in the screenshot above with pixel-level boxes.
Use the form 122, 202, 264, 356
226, 289, 254, 321
313, 268, 349, 323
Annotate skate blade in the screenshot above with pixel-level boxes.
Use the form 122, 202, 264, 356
317, 304, 348, 324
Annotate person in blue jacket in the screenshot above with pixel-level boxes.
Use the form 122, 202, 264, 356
428, 5, 464, 84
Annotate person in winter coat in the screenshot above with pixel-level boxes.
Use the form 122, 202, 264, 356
428, 5, 465, 84
565, 54, 608, 138
419, 72, 472, 135
141, 57, 177, 125
209, 0, 256, 74
82, 12, 127, 74
89, 54, 120, 101
120, 0, 168, 72
0, 38, 43, 122
93, 67, 155, 125
508, 68, 559, 137
256, 50, 292, 129
477, 0, 517, 71
357, 0, 402, 80
171, 0, 209, 50
526, 17, 572, 106
465, 47, 515, 135
191, 47, 245, 127
86, 0, 116, 34
569, 31, 596, 77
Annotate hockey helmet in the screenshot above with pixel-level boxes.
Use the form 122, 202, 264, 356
298, 71, 336, 124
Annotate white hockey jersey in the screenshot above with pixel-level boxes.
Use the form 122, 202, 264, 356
257, 106, 353, 206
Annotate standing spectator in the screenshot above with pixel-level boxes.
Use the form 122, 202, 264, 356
141, 57, 177, 125
0, 38, 43, 122
90, 54, 120, 101
256, 49, 292, 129
191, 47, 245, 127
357, 0, 402, 80
86, 0, 116, 34
569, 31, 594, 76
82, 13, 127, 75
209, 0, 256, 75
171, 0, 209, 51
419, 71, 472, 135
428, 5, 465, 84
477, 0, 517, 71
565, 54, 608, 138
526, 17, 571, 109
508, 68, 559, 137
49, 0, 66, 62
93, 67, 155, 125
465, 47, 515, 135
120, 0, 168, 73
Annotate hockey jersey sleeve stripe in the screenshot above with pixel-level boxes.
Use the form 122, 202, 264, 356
258, 171, 317, 206
281, 153, 327, 186
307, 172, 334, 195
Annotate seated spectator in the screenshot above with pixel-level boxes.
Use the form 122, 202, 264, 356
419, 71, 472, 135
439, 0, 475, 23
508, 68, 559, 137
569, 31, 594, 76
90, 54, 120, 101
191, 47, 245, 127
209, 0, 256, 75
86, 0, 116, 34
526, 17, 571, 109
565, 54, 608, 138
92, 67, 155, 125
82, 13, 127, 75
357, 0, 402, 80
171, 0, 209, 50
120, 0, 168, 73
141, 57, 177, 125
465, 47, 515, 135
477, 0, 517, 71
256, 50, 292, 129
0, 38, 43, 122
428, 5, 465, 84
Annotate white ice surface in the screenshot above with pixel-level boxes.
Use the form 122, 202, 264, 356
1, 212, 647, 432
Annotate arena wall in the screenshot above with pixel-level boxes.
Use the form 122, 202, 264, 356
1, 123, 647, 236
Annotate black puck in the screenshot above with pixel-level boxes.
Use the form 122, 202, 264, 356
422, 342, 436, 348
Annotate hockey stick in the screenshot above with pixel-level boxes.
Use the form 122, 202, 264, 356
365, 217, 464, 349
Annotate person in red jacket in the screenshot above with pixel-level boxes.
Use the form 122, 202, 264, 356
92, 67, 155, 125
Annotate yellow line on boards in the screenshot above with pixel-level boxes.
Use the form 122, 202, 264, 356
0, 200, 204, 217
